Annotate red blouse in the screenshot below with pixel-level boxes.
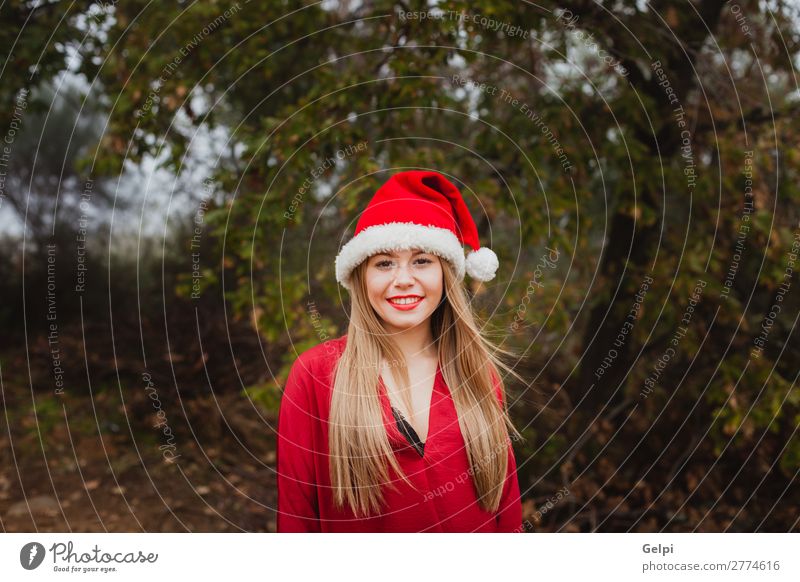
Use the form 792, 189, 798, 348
276, 335, 523, 532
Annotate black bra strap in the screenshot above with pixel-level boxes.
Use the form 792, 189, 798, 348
390, 406, 425, 457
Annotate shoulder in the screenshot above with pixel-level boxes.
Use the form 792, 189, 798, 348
284, 335, 347, 398
293, 335, 347, 371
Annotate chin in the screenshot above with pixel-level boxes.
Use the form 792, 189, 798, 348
381, 310, 431, 329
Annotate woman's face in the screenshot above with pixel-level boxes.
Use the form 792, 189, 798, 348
364, 248, 444, 333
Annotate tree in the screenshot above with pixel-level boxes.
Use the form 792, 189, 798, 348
79, 0, 800, 530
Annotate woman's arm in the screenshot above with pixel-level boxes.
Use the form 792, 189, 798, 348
490, 367, 524, 532
495, 441, 524, 532
276, 357, 322, 532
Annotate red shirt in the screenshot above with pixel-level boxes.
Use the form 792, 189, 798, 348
276, 335, 523, 532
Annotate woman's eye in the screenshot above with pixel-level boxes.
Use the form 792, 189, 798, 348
374, 257, 432, 269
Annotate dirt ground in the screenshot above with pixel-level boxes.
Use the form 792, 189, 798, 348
0, 381, 278, 532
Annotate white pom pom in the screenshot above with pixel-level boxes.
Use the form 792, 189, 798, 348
465, 247, 499, 282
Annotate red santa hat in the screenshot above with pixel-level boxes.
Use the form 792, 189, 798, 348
335, 170, 499, 291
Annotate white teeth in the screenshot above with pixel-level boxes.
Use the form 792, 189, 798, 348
389, 297, 422, 305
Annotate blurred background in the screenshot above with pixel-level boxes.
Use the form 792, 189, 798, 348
1, 0, 798, 532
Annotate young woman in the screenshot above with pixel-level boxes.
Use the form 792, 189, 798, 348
277, 170, 524, 532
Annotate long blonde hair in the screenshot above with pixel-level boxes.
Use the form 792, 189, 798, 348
328, 257, 523, 518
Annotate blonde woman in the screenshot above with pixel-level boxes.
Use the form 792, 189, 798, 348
277, 170, 523, 532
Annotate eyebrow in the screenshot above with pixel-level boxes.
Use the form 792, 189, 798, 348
373, 250, 428, 258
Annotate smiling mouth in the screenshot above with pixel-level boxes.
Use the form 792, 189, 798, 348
387, 296, 423, 305
386, 296, 424, 310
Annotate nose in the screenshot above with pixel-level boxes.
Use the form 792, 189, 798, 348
393, 261, 415, 286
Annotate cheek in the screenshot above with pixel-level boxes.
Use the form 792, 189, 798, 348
423, 266, 444, 297
365, 272, 389, 301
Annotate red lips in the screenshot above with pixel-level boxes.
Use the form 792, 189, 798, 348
386, 295, 424, 311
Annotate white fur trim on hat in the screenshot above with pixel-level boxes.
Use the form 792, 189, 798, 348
335, 222, 465, 291
465, 247, 499, 282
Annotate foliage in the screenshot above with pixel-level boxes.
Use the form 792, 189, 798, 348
61, 0, 800, 529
